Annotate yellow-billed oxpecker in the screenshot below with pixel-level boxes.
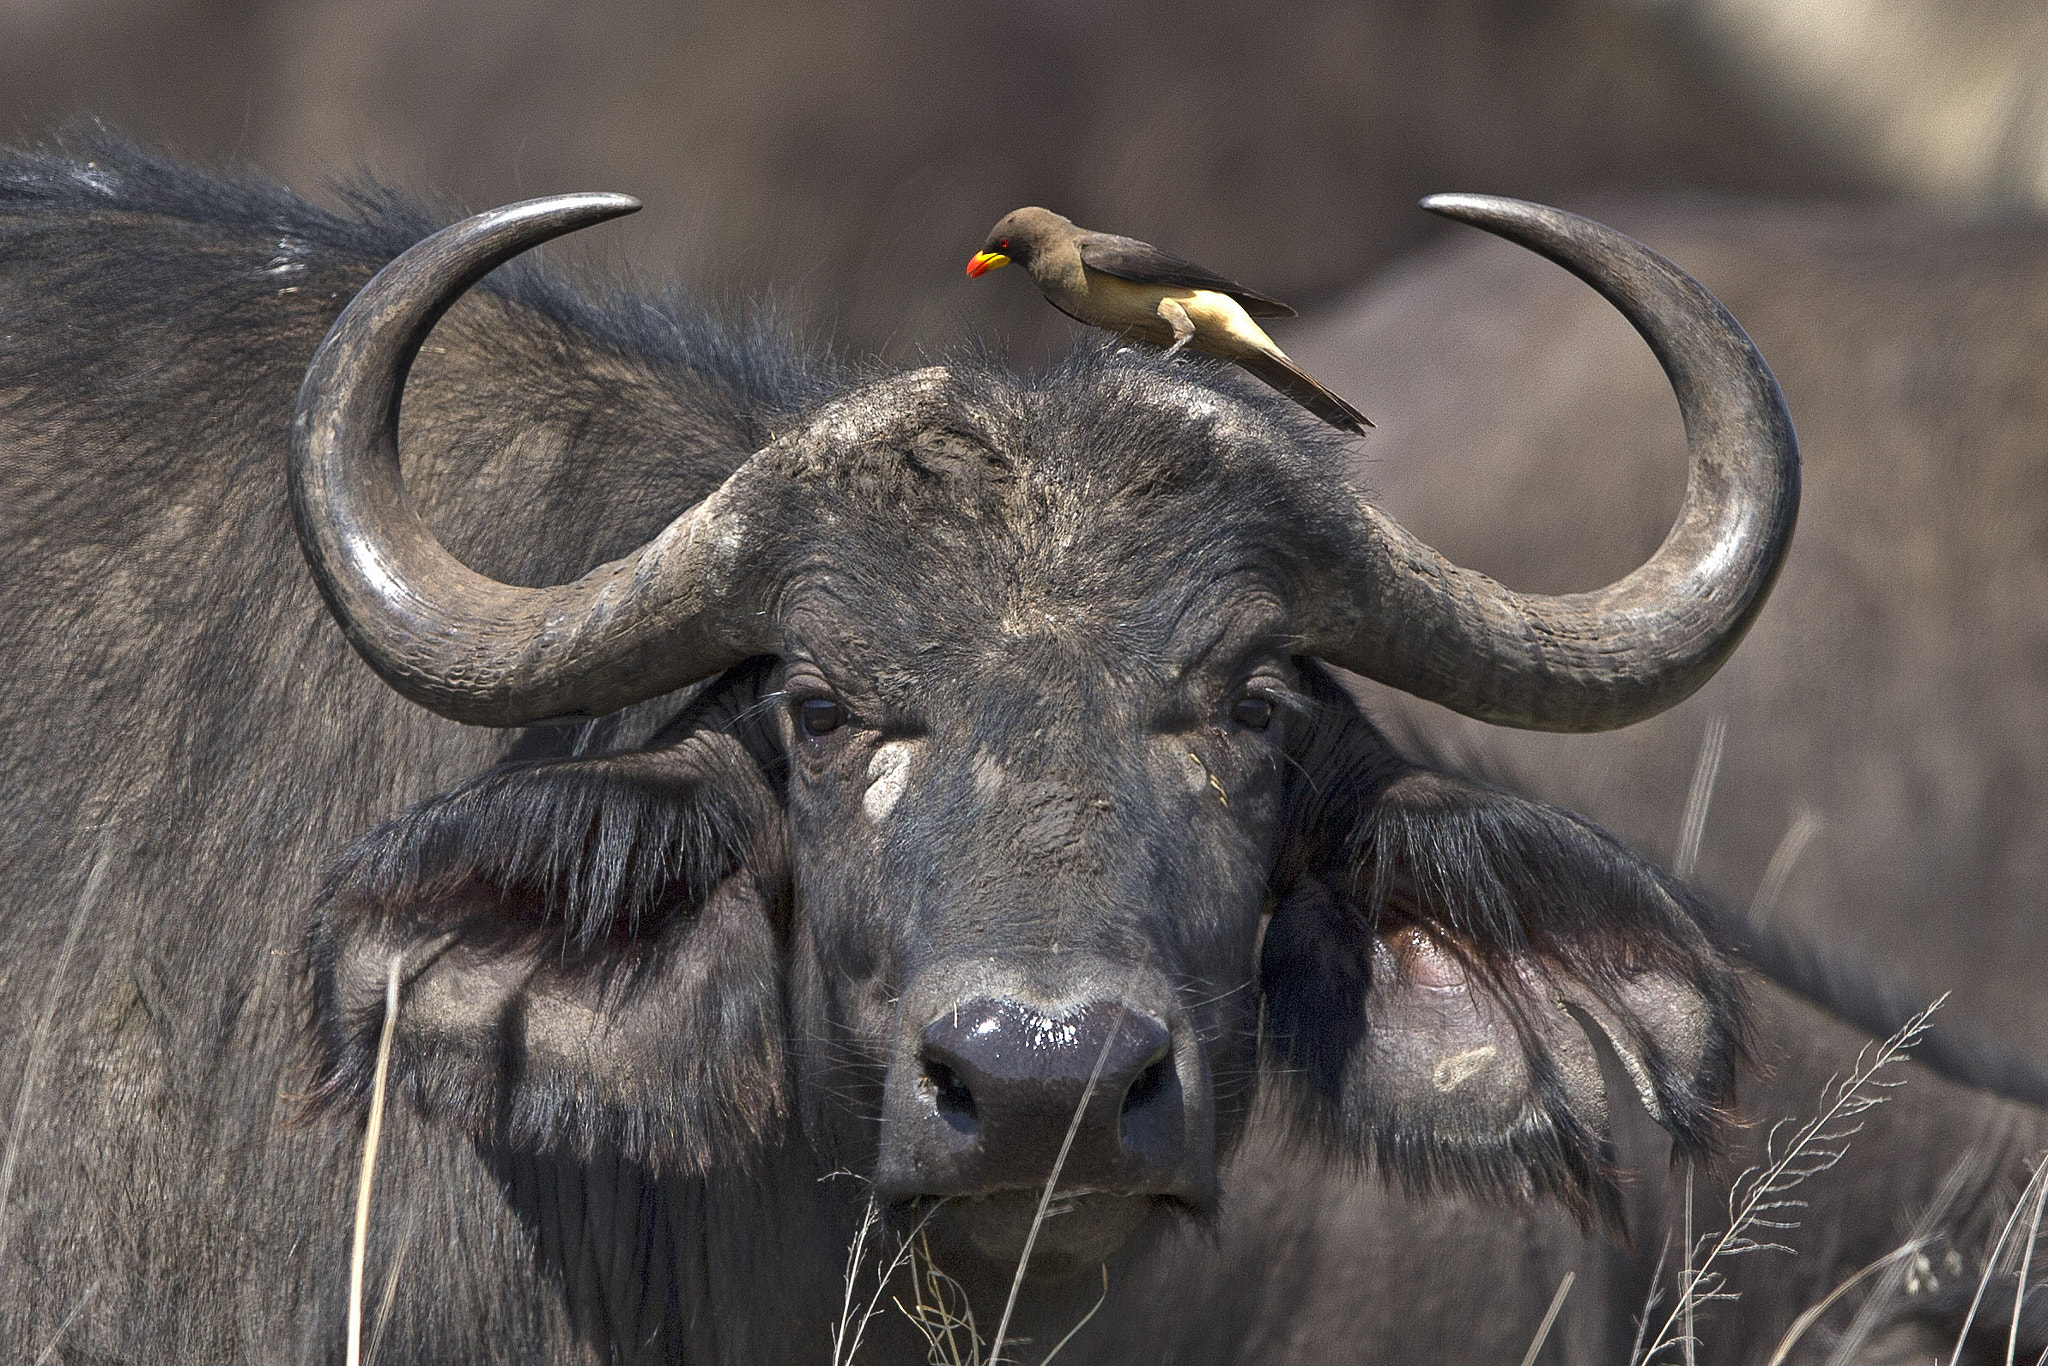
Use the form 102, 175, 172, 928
967, 206, 1371, 433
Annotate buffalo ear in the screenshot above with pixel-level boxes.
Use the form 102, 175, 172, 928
307, 730, 788, 1173
1261, 767, 1743, 1226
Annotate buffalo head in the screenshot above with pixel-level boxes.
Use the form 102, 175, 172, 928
300, 193, 1796, 1276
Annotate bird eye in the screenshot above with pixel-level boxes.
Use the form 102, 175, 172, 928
998, 238, 1009, 250
1232, 696, 1275, 731
798, 697, 846, 737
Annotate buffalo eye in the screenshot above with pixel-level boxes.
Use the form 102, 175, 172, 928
797, 697, 846, 737
1232, 695, 1275, 731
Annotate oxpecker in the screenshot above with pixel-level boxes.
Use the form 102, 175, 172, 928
966, 206, 1371, 434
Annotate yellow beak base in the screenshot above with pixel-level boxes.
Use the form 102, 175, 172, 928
965, 251, 1010, 278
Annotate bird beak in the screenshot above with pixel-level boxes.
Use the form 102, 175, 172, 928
965, 251, 1009, 278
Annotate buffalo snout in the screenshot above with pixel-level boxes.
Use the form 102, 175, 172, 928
874, 996, 1203, 1212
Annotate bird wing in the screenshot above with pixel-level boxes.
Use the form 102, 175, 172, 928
1234, 349, 1372, 433
1075, 232, 1298, 318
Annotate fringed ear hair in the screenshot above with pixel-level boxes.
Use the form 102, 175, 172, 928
306, 730, 790, 1174
1263, 682, 1743, 1226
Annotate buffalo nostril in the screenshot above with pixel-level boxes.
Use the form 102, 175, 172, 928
912, 998, 1185, 1189
923, 1055, 977, 1133
1121, 1055, 1171, 1118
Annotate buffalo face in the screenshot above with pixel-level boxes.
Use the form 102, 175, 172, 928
308, 367, 1745, 1278
763, 428, 1307, 1265
299, 189, 1794, 1286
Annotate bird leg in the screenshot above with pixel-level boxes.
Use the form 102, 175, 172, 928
1156, 298, 1196, 359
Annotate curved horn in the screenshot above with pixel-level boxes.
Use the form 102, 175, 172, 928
290, 195, 770, 727
1304, 195, 1799, 731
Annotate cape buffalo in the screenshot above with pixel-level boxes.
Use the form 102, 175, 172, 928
0, 136, 2037, 1364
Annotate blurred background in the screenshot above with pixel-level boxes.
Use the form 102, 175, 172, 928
3, 0, 2044, 358
5, 0, 2048, 1044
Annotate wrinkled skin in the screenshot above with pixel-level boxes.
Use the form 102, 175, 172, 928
776, 587, 1289, 1252
761, 414, 1303, 1263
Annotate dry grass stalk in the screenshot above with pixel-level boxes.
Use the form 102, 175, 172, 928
894, 1234, 1107, 1366
831, 1194, 884, 1364
1943, 1150, 2048, 1366
1630, 1239, 1672, 1366
1674, 716, 1727, 882
365, 1204, 419, 1366
1683, 1167, 1696, 1366
1750, 807, 1822, 927
1634, 994, 1945, 1365
833, 1195, 921, 1365
1822, 1156, 1979, 1366
347, 955, 402, 1366
898, 1231, 982, 1363
1014, 1267, 1108, 1366
33, 1276, 99, 1366
833, 1194, 955, 1365
1764, 1241, 1927, 1366
2003, 1155, 2048, 1366
834, 1014, 1123, 1365
986, 1020, 1121, 1365
1516, 1270, 1576, 1366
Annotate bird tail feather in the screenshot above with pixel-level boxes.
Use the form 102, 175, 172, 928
1237, 349, 1373, 434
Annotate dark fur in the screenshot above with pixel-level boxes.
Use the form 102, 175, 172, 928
308, 730, 792, 1170
0, 134, 2038, 1365
1260, 666, 1743, 1228
0, 127, 842, 1362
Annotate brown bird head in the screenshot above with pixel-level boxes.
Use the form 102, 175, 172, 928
965, 206, 1072, 277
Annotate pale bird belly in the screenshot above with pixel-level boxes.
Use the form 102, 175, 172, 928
1077, 271, 1278, 359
